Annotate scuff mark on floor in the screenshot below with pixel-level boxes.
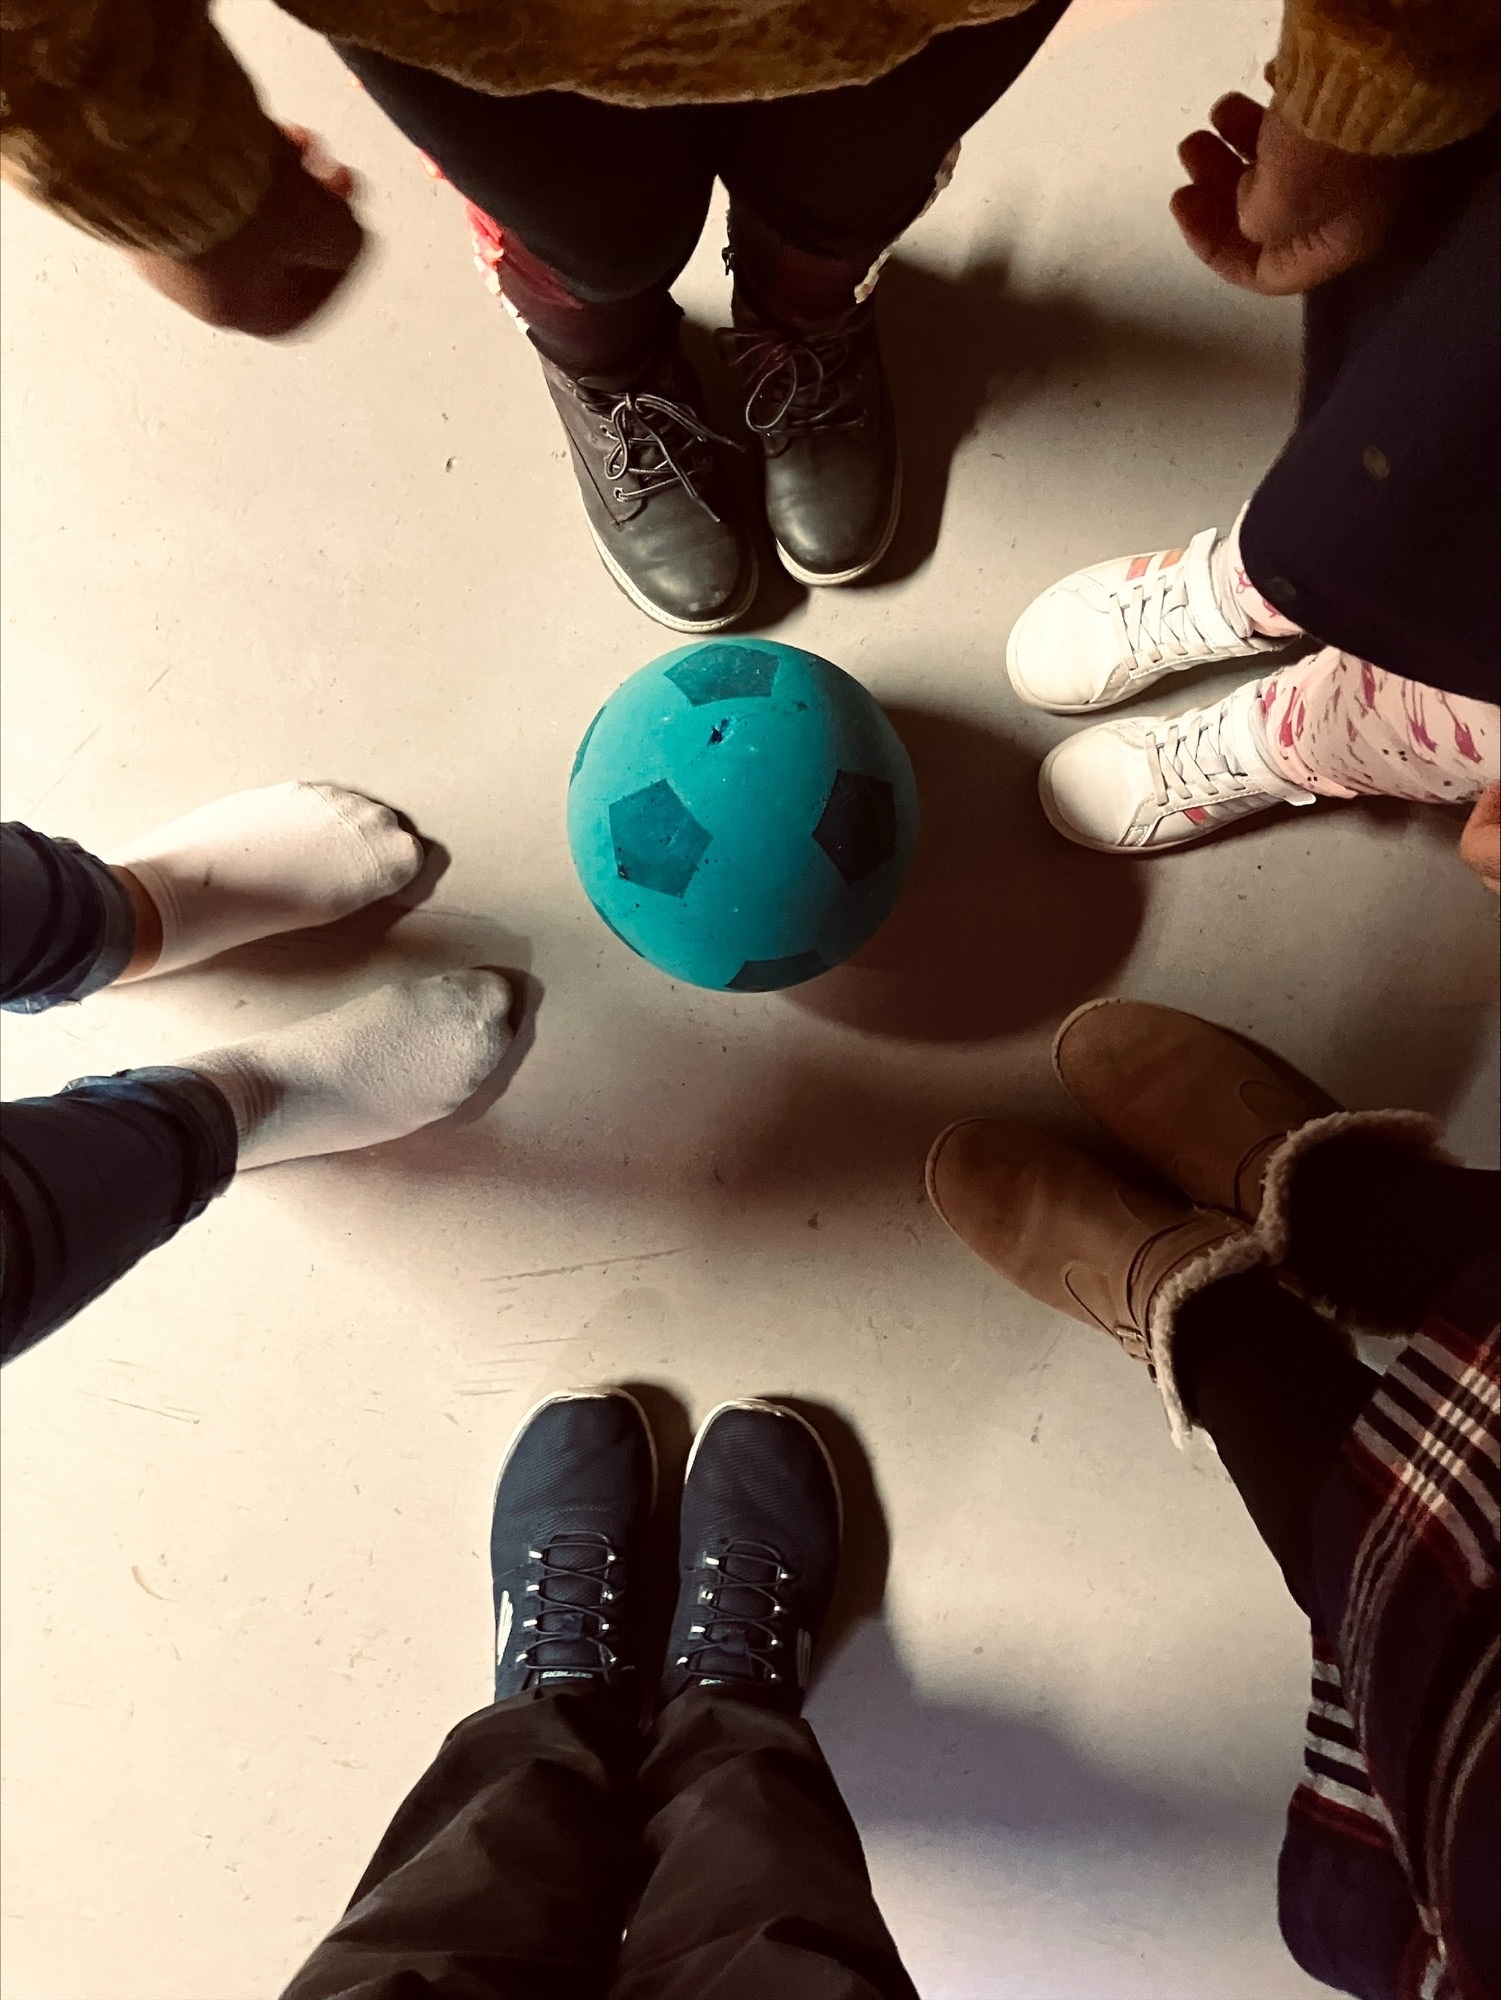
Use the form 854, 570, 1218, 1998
481, 1247, 688, 1283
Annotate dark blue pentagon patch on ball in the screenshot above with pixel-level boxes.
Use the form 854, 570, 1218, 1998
610, 780, 713, 897
665, 644, 780, 706
726, 950, 827, 992
813, 771, 898, 885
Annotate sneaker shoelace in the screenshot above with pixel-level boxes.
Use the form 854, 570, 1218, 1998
1144, 699, 1270, 821
718, 320, 867, 440
1110, 552, 1229, 676
591, 389, 741, 522
676, 1538, 795, 1688
514, 1531, 624, 1682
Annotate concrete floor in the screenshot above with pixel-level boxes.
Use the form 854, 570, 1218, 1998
2, 2, 1497, 1994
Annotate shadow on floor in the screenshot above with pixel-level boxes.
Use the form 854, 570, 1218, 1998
780, 1403, 1286, 1890
1320, 799, 1499, 1122
858, 252, 1297, 588
790, 705, 1146, 1043
809, 1615, 1278, 1854
647, 1391, 1287, 1859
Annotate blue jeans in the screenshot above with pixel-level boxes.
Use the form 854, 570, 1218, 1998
1, 824, 238, 1361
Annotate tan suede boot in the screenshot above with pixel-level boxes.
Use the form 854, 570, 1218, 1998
925, 1119, 1262, 1442
1051, 998, 1444, 1237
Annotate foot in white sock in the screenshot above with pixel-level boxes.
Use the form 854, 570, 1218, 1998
1037, 676, 1318, 853
1005, 518, 1282, 715
180, 970, 514, 1168
109, 782, 425, 978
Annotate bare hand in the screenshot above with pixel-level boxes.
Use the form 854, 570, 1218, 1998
1459, 783, 1501, 895
1172, 93, 1404, 296
126, 126, 365, 338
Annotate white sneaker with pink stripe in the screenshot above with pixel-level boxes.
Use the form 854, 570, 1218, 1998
1006, 524, 1281, 714
1038, 678, 1317, 853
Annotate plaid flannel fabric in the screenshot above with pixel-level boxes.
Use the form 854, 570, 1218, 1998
1280, 1254, 1499, 2000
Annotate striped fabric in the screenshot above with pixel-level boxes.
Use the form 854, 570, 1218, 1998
1279, 1257, 1499, 2000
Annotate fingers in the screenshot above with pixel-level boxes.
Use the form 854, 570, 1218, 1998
294, 183, 366, 271
266, 143, 364, 269
317, 162, 358, 202
297, 138, 359, 203
1168, 183, 1261, 290
1209, 91, 1265, 161
227, 263, 355, 339
1459, 783, 1501, 894
1173, 122, 1257, 287
278, 122, 362, 223
1469, 781, 1501, 834
1173, 86, 1396, 295
274, 265, 355, 337
1177, 128, 1246, 196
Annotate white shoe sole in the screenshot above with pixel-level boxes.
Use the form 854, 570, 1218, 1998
686, 1398, 845, 1543
587, 519, 759, 635
774, 455, 903, 588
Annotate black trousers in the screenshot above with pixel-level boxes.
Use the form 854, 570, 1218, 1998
281, 1684, 918, 2000
0, 824, 236, 1361
339, 6, 1071, 303
1241, 124, 1500, 705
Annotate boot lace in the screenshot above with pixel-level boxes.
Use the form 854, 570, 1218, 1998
675, 1539, 794, 1688
719, 319, 867, 440
515, 1532, 624, 1681
591, 390, 740, 522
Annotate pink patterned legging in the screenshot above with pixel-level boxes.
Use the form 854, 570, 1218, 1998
1258, 653, 1498, 803
1229, 544, 1499, 804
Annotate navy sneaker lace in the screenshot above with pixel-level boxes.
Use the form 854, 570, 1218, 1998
516, 1532, 624, 1679
675, 1538, 795, 1687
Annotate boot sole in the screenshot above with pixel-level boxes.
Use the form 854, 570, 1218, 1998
774, 455, 903, 588
586, 519, 760, 635
686, 1398, 845, 1543
923, 1119, 975, 1236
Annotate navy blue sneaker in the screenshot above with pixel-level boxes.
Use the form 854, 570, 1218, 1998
491, 1388, 657, 1702
660, 1399, 842, 1715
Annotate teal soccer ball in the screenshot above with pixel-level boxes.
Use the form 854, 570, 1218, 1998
568, 639, 918, 991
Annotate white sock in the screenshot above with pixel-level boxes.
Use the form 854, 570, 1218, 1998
179, 971, 514, 1169
109, 782, 425, 977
